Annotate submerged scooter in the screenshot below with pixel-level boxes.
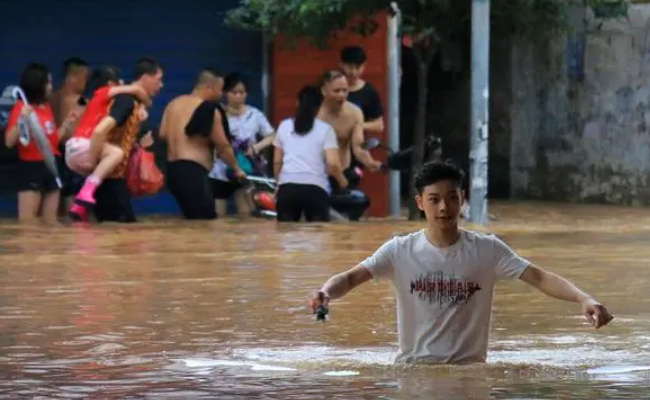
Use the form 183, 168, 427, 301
238, 155, 371, 221
360, 135, 443, 172
244, 136, 446, 221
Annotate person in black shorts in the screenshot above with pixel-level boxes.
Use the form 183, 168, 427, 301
273, 86, 348, 222
4, 63, 77, 224
160, 68, 244, 220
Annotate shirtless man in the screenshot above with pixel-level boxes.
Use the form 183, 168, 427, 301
160, 68, 245, 220
50, 57, 90, 213
51, 57, 90, 127
317, 69, 381, 190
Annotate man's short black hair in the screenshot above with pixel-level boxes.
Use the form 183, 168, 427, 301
319, 68, 346, 87
195, 68, 223, 87
134, 57, 162, 80
340, 46, 367, 65
63, 57, 88, 76
414, 161, 466, 194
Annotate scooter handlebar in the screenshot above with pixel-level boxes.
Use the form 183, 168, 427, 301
244, 175, 277, 185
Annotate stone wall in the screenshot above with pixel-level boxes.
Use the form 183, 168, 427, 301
509, 4, 650, 205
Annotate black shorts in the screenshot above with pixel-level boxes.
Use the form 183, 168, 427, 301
16, 161, 59, 193
167, 160, 216, 220
56, 155, 84, 197
94, 178, 136, 223
211, 178, 240, 200
276, 183, 330, 222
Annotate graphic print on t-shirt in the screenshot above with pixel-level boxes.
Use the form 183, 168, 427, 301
410, 271, 481, 307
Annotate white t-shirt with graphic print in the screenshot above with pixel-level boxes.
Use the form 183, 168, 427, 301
209, 106, 275, 181
360, 228, 530, 364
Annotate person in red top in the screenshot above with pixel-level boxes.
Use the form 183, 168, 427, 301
64, 66, 151, 220
4, 63, 77, 224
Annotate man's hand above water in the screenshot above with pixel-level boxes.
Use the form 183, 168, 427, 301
309, 290, 330, 310
308, 265, 373, 317
580, 297, 614, 329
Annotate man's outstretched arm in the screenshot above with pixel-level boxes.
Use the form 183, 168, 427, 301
519, 265, 614, 329
311, 238, 395, 312
310, 265, 373, 310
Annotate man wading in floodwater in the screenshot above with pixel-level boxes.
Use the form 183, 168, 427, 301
309, 161, 614, 364
317, 70, 382, 191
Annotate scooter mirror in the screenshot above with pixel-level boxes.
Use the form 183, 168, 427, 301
361, 137, 381, 150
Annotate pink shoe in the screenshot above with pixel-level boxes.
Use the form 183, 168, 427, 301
69, 203, 89, 222
74, 181, 97, 207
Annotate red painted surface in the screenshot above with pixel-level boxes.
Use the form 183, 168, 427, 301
270, 15, 390, 217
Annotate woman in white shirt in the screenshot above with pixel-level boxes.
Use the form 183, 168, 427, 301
209, 72, 275, 218
273, 86, 348, 222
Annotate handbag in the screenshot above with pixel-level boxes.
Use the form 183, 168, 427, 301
126, 145, 164, 196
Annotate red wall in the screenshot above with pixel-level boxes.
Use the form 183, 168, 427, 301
270, 15, 389, 217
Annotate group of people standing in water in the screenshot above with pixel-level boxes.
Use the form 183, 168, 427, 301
0, 46, 616, 367
3, 57, 161, 224
160, 44, 385, 222
1, 45, 386, 224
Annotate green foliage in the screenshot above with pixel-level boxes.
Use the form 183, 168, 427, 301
224, 0, 389, 48
225, 0, 630, 48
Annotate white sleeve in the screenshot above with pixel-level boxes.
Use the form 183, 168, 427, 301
492, 235, 530, 280
256, 110, 275, 136
360, 238, 397, 281
273, 120, 289, 148
323, 125, 338, 150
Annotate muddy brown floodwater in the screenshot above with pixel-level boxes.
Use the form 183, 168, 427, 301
0, 201, 649, 399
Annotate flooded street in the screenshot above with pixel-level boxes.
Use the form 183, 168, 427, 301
0, 201, 649, 399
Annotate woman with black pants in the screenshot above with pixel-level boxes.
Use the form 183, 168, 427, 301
273, 86, 348, 222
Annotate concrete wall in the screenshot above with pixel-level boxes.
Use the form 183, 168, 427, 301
509, 4, 650, 205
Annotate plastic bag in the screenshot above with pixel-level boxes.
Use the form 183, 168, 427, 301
126, 145, 164, 196
226, 152, 255, 177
